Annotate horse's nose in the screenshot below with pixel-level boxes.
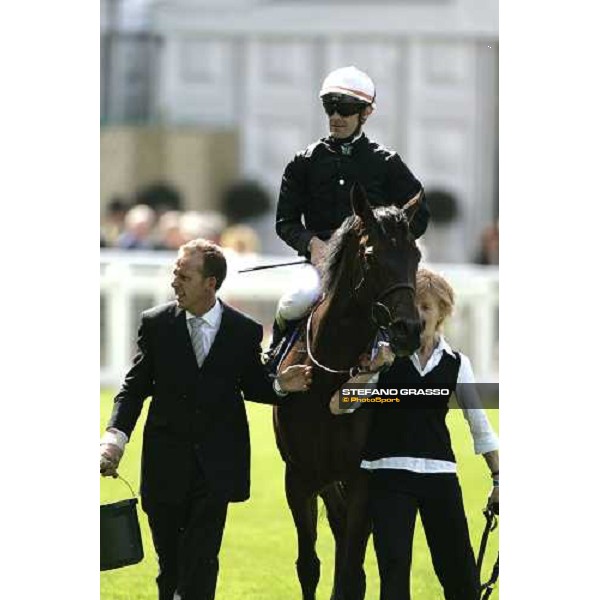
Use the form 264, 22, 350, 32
389, 318, 422, 355
392, 318, 422, 339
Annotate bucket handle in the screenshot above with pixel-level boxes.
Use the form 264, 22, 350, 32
112, 473, 136, 498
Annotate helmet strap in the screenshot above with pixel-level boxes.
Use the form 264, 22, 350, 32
358, 105, 371, 126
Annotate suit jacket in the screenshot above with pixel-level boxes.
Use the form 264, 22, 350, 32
107, 300, 282, 505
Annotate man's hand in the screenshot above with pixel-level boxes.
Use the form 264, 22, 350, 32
277, 365, 313, 393
487, 484, 499, 515
309, 237, 328, 266
100, 443, 123, 478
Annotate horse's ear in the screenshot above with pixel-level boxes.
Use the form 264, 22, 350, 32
403, 190, 423, 225
351, 183, 378, 233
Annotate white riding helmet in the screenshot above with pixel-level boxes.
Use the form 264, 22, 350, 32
319, 66, 376, 107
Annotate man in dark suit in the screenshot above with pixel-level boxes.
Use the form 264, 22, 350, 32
100, 238, 312, 600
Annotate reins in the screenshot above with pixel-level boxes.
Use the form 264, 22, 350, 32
305, 308, 361, 376
288, 192, 422, 378
304, 284, 414, 377
304, 277, 414, 377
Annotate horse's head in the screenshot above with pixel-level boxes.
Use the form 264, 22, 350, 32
350, 184, 422, 356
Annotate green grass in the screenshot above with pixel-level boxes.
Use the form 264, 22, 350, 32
100, 391, 499, 599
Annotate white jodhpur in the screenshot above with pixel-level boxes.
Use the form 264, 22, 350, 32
276, 264, 323, 326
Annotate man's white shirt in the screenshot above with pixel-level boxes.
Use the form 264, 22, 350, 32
101, 299, 286, 451
186, 300, 223, 368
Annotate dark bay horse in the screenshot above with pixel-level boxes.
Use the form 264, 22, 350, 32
273, 185, 423, 600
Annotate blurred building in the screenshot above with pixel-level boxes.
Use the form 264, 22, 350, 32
101, 0, 498, 261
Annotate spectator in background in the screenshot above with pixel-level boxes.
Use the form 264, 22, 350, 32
117, 204, 156, 250
153, 210, 186, 251
134, 181, 183, 215
101, 197, 130, 247
180, 211, 227, 245
220, 224, 261, 256
474, 222, 499, 265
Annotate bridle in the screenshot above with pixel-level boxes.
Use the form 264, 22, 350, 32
305, 193, 421, 376
371, 282, 415, 330
306, 251, 415, 376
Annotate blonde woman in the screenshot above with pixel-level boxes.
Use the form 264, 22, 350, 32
331, 268, 499, 600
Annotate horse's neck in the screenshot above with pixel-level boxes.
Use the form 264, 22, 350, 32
314, 249, 374, 362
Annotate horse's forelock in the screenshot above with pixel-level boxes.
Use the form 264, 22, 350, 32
373, 205, 410, 239
320, 205, 414, 295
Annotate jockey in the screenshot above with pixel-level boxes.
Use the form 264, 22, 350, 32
268, 66, 430, 363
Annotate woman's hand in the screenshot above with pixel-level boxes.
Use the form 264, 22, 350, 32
487, 484, 499, 514
483, 452, 499, 514
330, 395, 348, 415
329, 343, 395, 416
368, 341, 395, 372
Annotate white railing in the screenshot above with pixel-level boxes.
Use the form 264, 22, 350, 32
100, 250, 499, 387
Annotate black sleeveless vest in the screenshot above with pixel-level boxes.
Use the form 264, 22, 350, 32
362, 351, 461, 464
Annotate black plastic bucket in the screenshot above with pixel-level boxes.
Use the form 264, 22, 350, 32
100, 478, 144, 571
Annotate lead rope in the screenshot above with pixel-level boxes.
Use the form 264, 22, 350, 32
481, 556, 499, 600
477, 507, 499, 599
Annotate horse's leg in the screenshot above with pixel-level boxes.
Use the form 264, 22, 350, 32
339, 470, 371, 600
285, 465, 321, 600
320, 482, 348, 600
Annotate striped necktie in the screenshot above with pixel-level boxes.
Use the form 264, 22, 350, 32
189, 317, 208, 368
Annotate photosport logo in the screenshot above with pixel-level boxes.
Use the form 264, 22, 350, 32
335, 383, 499, 410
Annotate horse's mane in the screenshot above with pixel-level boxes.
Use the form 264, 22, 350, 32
318, 205, 411, 295
318, 215, 359, 295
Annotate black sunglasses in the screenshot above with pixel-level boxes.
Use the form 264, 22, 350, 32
322, 99, 367, 117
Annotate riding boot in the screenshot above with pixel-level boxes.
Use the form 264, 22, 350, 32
264, 317, 287, 373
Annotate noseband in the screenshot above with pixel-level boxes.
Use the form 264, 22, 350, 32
305, 201, 419, 375
305, 278, 415, 375
371, 282, 415, 329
